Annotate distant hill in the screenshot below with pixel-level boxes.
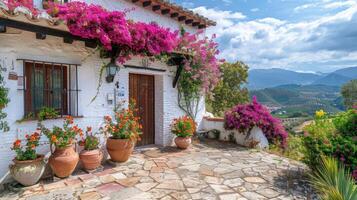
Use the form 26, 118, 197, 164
250, 84, 343, 116
248, 67, 357, 89
312, 73, 352, 86
312, 67, 357, 86
248, 68, 321, 89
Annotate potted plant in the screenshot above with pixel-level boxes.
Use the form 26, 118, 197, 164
102, 100, 142, 162
40, 116, 81, 178
38, 107, 59, 121
9, 132, 45, 186
79, 127, 103, 170
171, 116, 196, 149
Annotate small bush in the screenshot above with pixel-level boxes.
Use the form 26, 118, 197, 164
269, 133, 306, 161
303, 109, 357, 180
225, 97, 288, 147
333, 109, 357, 137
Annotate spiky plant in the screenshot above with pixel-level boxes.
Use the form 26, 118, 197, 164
309, 156, 357, 200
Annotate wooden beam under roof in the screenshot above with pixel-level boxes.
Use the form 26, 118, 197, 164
142, 1, 151, 7
152, 5, 161, 11
185, 19, 193, 25
161, 8, 170, 15
170, 12, 179, 18
178, 16, 186, 21
0, 17, 96, 48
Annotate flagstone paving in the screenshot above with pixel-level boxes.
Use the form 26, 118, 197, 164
0, 140, 316, 200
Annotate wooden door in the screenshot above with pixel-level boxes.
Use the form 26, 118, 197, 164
129, 74, 155, 146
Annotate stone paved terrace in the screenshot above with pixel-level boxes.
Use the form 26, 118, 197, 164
0, 140, 315, 200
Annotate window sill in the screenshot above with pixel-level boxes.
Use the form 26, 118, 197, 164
16, 115, 84, 124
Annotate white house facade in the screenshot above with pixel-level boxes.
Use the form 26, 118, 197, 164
0, 0, 215, 181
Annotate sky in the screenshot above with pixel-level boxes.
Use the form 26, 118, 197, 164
174, 0, 357, 73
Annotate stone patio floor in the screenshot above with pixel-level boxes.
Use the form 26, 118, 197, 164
0, 140, 315, 200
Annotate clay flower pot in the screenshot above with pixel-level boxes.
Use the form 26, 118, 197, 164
79, 149, 103, 170
9, 155, 45, 186
106, 138, 134, 162
49, 145, 79, 178
174, 137, 192, 149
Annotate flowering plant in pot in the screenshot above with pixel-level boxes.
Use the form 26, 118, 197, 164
78, 127, 103, 170
171, 116, 196, 149
40, 116, 82, 178
9, 131, 45, 186
102, 100, 142, 162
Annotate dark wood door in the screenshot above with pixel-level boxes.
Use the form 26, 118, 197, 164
129, 74, 155, 146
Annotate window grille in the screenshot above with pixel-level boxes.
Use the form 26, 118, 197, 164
19, 59, 80, 117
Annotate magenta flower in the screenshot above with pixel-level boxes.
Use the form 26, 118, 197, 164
225, 97, 288, 147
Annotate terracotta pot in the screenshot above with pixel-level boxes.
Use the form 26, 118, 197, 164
106, 138, 134, 162
79, 149, 103, 170
9, 155, 45, 186
49, 145, 79, 178
174, 137, 192, 149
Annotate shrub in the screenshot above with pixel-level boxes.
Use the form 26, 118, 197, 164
303, 110, 357, 180
269, 133, 306, 161
309, 156, 357, 200
171, 116, 196, 138
333, 109, 357, 137
11, 132, 41, 161
225, 97, 288, 147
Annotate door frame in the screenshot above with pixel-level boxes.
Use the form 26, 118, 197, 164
129, 73, 155, 146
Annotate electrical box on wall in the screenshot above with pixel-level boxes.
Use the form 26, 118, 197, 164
107, 93, 114, 105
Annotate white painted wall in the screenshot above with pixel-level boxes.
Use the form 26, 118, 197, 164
0, 23, 204, 185
201, 118, 269, 149
0, 0, 207, 181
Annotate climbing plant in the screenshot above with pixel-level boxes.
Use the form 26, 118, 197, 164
0, 71, 9, 132
5, 1, 222, 119
176, 30, 221, 119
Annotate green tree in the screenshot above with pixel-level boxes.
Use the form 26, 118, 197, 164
206, 61, 249, 116
341, 79, 357, 109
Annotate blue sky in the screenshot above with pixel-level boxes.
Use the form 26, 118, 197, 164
174, 0, 357, 73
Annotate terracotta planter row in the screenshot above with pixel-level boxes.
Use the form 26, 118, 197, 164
10, 136, 190, 186
10, 138, 134, 186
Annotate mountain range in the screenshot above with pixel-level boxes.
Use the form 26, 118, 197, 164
247, 67, 357, 90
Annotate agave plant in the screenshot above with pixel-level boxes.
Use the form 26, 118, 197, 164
309, 156, 357, 200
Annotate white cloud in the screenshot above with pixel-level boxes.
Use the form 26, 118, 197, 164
250, 8, 259, 12
193, 2, 357, 72
221, 0, 232, 5
324, 1, 356, 9
294, 0, 356, 12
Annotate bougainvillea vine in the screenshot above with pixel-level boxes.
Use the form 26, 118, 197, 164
225, 97, 288, 147
4, 1, 222, 117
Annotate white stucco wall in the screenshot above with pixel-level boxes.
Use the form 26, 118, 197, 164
0, 0, 206, 180
201, 118, 269, 149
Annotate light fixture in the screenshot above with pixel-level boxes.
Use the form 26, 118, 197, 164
105, 57, 119, 83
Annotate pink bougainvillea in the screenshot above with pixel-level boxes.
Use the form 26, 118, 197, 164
5, 0, 38, 16
129, 22, 179, 56
57, 2, 132, 50
225, 96, 288, 147
178, 31, 222, 94
5, 1, 222, 94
